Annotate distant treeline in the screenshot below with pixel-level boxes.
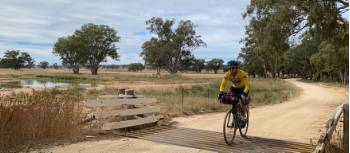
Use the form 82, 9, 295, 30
240, 0, 348, 84
101, 58, 229, 73
0, 50, 52, 69
0, 50, 229, 73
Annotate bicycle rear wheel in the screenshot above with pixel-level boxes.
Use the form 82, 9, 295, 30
223, 109, 237, 145
239, 106, 249, 137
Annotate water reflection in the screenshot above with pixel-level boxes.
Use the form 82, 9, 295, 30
0, 80, 94, 89
20, 80, 69, 88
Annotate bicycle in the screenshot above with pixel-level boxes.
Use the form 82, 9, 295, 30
219, 92, 250, 145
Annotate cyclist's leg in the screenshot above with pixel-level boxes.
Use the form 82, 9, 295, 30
230, 87, 247, 116
240, 101, 246, 117
239, 89, 249, 117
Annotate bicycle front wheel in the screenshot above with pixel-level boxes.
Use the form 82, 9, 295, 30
223, 110, 237, 145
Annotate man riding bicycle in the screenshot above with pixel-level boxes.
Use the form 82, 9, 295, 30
218, 60, 250, 116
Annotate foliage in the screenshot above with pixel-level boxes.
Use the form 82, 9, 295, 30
38, 61, 49, 69
0, 50, 35, 69
192, 58, 206, 72
53, 23, 120, 75
52, 63, 59, 69
240, 0, 349, 84
282, 34, 319, 78
74, 23, 120, 75
141, 38, 168, 75
128, 63, 145, 72
140, 17, 206, 75
206, 58, 224, 74
53, 35, 86, 74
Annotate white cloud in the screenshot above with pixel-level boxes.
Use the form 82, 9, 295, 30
0, 0, 250, 64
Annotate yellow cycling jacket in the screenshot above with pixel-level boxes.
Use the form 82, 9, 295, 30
219, 69, 250, 94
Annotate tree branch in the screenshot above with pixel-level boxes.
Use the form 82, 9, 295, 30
338, 0, 349, 8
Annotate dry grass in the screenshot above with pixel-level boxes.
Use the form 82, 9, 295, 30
250, 78, 300, 106
0, 89, 84, 152
325, 115, 346, 153
137, 78, 300, 116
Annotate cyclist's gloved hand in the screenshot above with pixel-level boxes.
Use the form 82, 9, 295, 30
218, 91, 224, 101
242, 92, 248, 98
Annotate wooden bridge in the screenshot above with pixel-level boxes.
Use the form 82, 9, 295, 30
83, 91, 347, 152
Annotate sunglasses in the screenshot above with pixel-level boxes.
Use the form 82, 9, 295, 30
230, 67, 238, 70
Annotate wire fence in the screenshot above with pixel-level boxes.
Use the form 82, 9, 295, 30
147, 86, 228, 116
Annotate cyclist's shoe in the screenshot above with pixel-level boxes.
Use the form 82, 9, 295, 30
236, 114, 247, 128
239, 117, 247, 128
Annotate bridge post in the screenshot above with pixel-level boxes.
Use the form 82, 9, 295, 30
343, 103, 348, 153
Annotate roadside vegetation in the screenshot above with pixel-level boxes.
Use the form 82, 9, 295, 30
77, 74, 300, 117
0, 89, 84, 152
139, 78, 299, 116
240, 0, 348, 85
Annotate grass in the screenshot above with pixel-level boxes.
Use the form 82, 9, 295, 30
0, 69, 302, 151
82, 77, 300, 117
0, 89, 84, 152
250, 78, 300, 106
0, 81, 22, 88
0, 69, 300, 118
136, 78, 300, 116
0, 68, 210, 84
14, 74, 108, 83
110, 74, 212, 84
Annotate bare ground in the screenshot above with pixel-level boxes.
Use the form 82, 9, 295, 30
33, 79, 348, 152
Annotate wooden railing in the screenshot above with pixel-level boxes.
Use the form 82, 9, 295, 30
313, 103, 348, 153
85, 97, 161, 131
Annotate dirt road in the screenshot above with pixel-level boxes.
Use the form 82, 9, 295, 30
37, 79, 348, 153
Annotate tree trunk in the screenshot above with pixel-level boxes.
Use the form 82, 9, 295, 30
156, 67, 161, 76
340, 67, 349, 85
91, 66, 99, 75
72, 65, 79, 74
345, 69, 349, 85
263, 64, 267, 78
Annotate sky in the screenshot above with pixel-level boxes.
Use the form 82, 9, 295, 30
0, 0, 250, 65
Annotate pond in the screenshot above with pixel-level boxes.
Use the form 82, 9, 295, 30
0, 79, 95, 89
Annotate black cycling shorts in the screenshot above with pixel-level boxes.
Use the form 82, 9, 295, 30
230, 87, 249, 95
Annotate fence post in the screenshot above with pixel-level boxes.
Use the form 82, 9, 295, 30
207, 88, 210, 111
181, 88, 184, 113
343, 103, 348, 153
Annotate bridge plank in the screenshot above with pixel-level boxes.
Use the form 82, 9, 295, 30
102, 115, 161, 130
91, 107, 160, 119
85, 98, 157, 107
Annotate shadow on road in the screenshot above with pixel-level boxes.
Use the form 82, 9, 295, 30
126, 125, 313, 153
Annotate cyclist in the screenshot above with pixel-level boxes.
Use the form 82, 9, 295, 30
218, 60, 250, 119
